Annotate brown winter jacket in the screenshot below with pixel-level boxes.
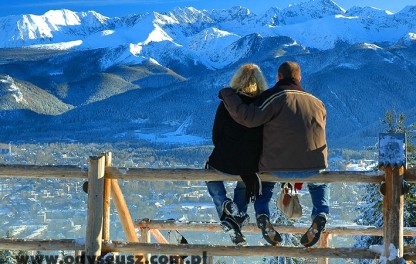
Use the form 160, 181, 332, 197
220, 78, 328, 172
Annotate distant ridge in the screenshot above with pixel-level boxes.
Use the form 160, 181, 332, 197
0, 0, 415, 148
0, 1, 414, 69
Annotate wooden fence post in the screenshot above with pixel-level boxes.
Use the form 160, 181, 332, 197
102, 152, 112, 242
379, 133, 406, 263
85, 155, 105, 263
317, 233, 330, 264
140, 226, 151, 261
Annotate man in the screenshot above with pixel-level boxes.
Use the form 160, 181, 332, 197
219, 61, 329, 247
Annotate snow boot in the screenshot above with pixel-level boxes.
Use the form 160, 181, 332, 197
257, 214, 282, 245
235, 212, 250, 229
221, 216, 247, 246
300, 213, 327, 247
220, 199, 239, 220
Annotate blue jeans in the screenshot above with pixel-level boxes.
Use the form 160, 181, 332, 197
270, 171, 330, 220
206, 180, 276, 219
206, 166, 276, 219
206, 180, 246, 219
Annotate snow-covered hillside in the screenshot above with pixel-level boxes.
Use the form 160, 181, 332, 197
0, 0, 415, 69
0, 0, 415, 148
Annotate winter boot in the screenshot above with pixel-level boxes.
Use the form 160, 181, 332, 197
235, 212, 250, 229
300, 213, 327, 247
220, 199, 239, 220
221, 216, 247, 246
257, 214, 282, 245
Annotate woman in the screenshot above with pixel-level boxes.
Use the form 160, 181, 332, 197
206, 63, 267, 246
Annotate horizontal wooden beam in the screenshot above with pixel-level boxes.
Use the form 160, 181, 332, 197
0, 238, 379, 259
135, 219, 416, 237
3, 238, 416, 261
0, 238, 84, 251
103, 241, 380, 259
105, 168, 386, 183
0, 164, 87, 179
0, 164, 414, 184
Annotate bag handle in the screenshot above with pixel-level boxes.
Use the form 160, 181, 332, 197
281, 182, 298, 195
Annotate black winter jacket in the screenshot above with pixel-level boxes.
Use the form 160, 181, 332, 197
208, 93, 263, 175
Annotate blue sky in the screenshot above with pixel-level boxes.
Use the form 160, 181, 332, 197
0, 0, 414, 17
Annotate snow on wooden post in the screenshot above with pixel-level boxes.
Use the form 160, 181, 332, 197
379, 133, 406, 263
85, 155, 105, 263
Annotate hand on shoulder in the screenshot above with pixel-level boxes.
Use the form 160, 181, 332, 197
218, 87, 235, 99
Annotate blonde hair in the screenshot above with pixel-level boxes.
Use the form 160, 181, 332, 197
230, 64, 267, 97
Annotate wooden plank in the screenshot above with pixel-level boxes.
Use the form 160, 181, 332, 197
105, 168, 386, 183
135, 219, 416, 237
85, 155, 105, 262
0, 238, 84, 251
101, 241, 379, 259
0, 164, 87, 178
1, 164, 415, 184
0, 238, 380, 259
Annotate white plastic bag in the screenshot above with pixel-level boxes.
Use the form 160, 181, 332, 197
276, 183, 302, 219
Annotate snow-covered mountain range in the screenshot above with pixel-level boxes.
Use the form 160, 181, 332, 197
0, 0, 415, 149
0, 0, 415, 69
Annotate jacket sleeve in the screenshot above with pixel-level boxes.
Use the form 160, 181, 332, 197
212, 102, 225, 146
219, 88, 275, 128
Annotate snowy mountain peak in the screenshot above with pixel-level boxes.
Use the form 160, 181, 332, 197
280, 0, 345, 24
166, 6, 212, 24
0, 0, 415, 69
0, 9, 111, 47
345, 6, 393, 17
299, 0, 345, 13
42, 9, 82, 26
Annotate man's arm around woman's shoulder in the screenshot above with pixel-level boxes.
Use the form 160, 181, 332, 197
218, 87, 272, 128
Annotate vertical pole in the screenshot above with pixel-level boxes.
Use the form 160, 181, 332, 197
379, 133, 406, 264
85, 155, 105, 263
102, 152, 112, 242
317, 233, 330, 264
383, 165, 405, 263
141, 228, 151, 243
141, 228, 151, 261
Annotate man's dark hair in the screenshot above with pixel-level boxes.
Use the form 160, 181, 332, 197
278, 61, 301, 80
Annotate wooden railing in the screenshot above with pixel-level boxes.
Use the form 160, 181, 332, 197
0, 148, 415, 263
